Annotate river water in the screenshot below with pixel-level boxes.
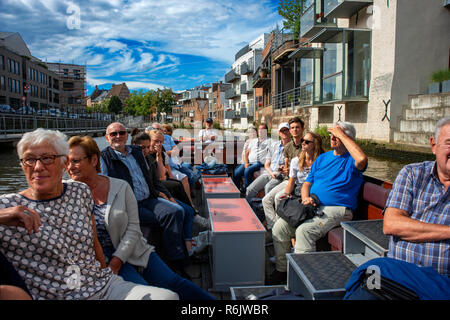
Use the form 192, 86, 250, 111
0, 136, 412, 194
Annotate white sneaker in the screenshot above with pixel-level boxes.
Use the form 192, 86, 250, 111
194, 214, 210, 229
192, 231, 210, 253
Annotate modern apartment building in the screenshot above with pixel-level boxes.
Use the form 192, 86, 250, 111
270, 0, 450, 143
0, 32, 60, 111
224, 33, 270, 129
46, 62, 86, 113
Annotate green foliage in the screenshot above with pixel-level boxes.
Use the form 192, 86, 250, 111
314, 125, 330, 145
430, 69, 450, 83
108, 96, 123, 114
212, 122, 221, 130
278, 0, 307, 39
123, 88, 176, 119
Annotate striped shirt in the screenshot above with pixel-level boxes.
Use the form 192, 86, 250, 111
385, 161, 449, 277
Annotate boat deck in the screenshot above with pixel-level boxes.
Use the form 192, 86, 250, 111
185, 176, 276, 300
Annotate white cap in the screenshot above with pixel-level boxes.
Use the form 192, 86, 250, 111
278, 122, 289, 131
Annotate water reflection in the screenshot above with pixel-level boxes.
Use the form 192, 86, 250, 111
0, 135, 416, 194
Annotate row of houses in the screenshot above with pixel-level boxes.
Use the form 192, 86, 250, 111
0, 32, 86, 113
172, 0, 450, 145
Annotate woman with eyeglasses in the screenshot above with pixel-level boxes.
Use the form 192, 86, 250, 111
0, 128, 179, 300
66, 135, 215, 300
279, 132, 325, 200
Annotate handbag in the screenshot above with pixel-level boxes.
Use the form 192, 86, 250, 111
276, 194, 320, 228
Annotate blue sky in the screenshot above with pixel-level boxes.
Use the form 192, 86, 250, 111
0, 0, 283, 95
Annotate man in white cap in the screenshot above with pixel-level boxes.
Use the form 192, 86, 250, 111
246, 122, 292, 199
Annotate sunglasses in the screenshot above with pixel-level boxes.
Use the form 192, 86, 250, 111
108, 130, 127, 137
301, 138, 314, 145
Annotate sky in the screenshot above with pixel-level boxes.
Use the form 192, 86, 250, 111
0, 0, 283, 95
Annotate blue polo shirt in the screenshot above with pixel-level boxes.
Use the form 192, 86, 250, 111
306, 151, 365, 210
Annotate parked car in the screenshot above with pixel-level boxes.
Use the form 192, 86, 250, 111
0, 104, 16, 114
48, 109, 63, 117
17, 106, 37, 115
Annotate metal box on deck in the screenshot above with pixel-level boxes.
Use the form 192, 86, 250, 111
342, 219, 389, 266
202, 177, 240, 200
207, 198, 265, 291
230, 285, 288, 300
287, 251, 356, 300
286, 219, 389, 300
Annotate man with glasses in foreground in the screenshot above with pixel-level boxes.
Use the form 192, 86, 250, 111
100, 122, 189, 272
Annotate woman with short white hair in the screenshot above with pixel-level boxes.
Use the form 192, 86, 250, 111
0, 128, 178, 300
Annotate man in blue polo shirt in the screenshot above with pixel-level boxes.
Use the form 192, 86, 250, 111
269, 121, 368, 284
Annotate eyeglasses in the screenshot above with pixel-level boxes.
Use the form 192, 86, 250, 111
108, 130, 127, 137
301, 139, 314, 145
20, 154, 64, 167
69, 156, 88, 165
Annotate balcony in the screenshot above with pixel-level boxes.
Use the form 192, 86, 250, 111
300, 1, 337, 39
253, 68, 271, 88
225, 87, 239, 99
273, 85, 318, 110
324, 0, 372, 19
225, 69, 240, 83
271, 28, 298, 64
240, 61, 254, 75
240, 81, 253, 94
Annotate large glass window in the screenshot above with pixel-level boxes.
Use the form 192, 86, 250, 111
345, 30, 371, 98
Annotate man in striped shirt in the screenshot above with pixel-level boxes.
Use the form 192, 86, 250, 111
383, 116, 450, 277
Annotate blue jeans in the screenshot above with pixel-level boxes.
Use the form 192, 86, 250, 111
138, 197, 186, 261
118, 252, 216, 300
175, 199, 194, 241
178, 162, 201, 188
233, 162, 264, 191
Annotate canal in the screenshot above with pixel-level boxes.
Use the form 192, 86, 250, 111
0, 135, 415, 194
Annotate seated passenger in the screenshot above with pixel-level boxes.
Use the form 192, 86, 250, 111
268, 121, 368, 285
245, 122, 291, 199
100, 122, 188, 271
67, 135, 214, 300
198, 117, 217, 144
132, 131, 209, 230
149, 123, 200, 190
233, 124, 271, 192
383, 116, 449, 275
0, 128, 178, 300
262, 117, 304, 232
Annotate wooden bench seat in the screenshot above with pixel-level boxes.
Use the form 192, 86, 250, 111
327, 182, 392, 252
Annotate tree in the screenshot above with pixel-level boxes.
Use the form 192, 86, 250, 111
278, 0, 307, 39
108, 96, 123, 114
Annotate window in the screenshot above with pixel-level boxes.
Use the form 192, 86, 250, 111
0, 76, 5, 91
0, 55, 4, 70
7, 59, 11, 72
15, 61, 20, 75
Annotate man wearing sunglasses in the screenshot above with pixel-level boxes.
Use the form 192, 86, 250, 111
100, 122, 188, 270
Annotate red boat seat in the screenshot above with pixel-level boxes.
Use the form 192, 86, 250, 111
327, 182, 391, 252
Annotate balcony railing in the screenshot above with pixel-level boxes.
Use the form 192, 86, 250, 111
300, 2, 337, 38
273, 84, 316, 110
225, 87, 239, 99
225, 69, 240, 83
324, 0, 372, 19
240, 62, 253, 75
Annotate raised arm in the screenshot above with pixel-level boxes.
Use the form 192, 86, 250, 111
329, 126, 368, 171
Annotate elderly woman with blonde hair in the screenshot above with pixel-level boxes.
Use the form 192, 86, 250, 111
0, 128, 178, 300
